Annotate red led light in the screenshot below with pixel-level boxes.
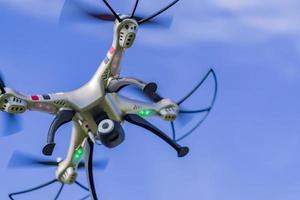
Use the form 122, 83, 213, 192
109, 47, 115, 55
31, 95, 39, 101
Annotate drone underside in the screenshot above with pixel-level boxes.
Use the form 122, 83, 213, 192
0, 0, 218, 200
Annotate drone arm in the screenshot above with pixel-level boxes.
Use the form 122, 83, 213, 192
104, 93, 188, 157
105, 93, 178, 122
0, 87, 70, 115
26, 93, 71, 114
56, 122, 86, 184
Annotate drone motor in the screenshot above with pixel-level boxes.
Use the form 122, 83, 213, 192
1, 96, 27, 114
117, 19, 138, 49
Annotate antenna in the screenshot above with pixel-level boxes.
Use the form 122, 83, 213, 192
138, 0, 179, 25
131, 0, 139, 18
102, 0, 122, 22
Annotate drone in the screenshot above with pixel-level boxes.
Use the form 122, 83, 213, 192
0, 0, 218, 199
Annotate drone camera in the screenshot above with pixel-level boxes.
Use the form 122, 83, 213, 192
97, 119, 125, 148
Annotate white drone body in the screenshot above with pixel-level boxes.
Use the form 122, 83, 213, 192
0, 16, 184, 185
2, 1, 213, 199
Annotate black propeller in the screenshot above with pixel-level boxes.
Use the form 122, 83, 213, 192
0, 74, 23, 137
0, 113, 23, 137
0, 74, 6, 94
59, 0, 174, 29
8, 151, 109, 170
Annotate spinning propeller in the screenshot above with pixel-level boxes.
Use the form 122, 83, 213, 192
0, 74, 6, 94
0, 74, 23, 137
59, 0, 176, 29
8, 151, 109, 170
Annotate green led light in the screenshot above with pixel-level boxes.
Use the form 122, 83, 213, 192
138, 109, 154, 117
77, 148, 83, 155
73, 147, 84, 162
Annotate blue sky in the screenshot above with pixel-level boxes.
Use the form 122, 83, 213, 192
0, 0, 300, 199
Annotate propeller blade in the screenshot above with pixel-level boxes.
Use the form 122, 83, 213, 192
173, 107, 213, 129
175, 111, 196, 127
88, 13, 117, 22
137, 15, 173, 29
59, 0, 173, 29
0, 113, 23, 137
8, 151, 54, 169
8, 151, 109, 170
59, 0, 114, 25
172, 69, 218, 141
0, 73, 23, 137
78, 159, 109, 170
0, 73, 6, 94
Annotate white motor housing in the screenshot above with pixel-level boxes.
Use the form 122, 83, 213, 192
119, 22, 138, 49
1, 96, 27, 113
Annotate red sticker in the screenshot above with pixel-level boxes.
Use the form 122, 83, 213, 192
31, 95, 39, 101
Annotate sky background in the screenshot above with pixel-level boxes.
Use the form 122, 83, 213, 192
0, 0, 300, 199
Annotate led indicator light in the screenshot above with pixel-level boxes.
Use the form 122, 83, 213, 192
73, 147, 84, 162
138, 109, 154, 117
109, 47, 116, 55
